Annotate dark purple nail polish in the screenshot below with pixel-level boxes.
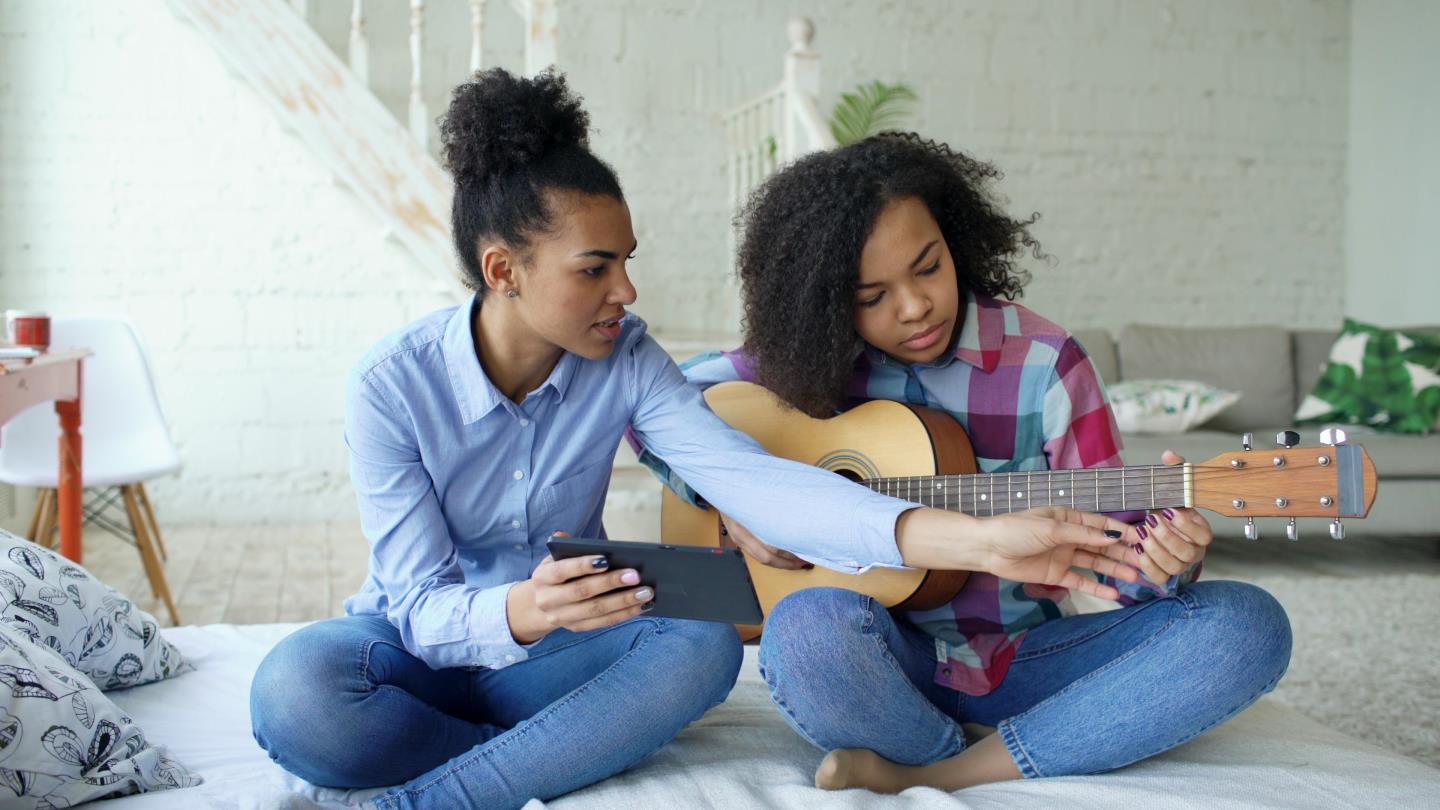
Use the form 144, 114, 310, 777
1146, 515, 1159, 528
1162, 508, 1176, 521
641, 601, 655, 611
1104, 529, 1123, 538
590, 557, 609, 569
1134, 543, 1145, 554
803, 563, 815, 570
1137, 525, 1149, 540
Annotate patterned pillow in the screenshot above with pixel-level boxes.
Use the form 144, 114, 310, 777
0, 622, 200, 807
1296, 319, 1440, 434
1108, 380, 1243, 434
0, 531, 190, 691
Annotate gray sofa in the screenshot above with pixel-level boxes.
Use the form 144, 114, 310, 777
1072, 324, 1440, 539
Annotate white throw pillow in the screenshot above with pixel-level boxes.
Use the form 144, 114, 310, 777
1109, 380, 1242, 434
0, 622, 200, 807
0, 531, 189, 691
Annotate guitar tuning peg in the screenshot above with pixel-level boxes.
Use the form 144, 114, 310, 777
1244, 518, 1259, 541
1330, 519, 1345, 540
1285, 518, 1299, 541
1276, 430, 1300, 449
1241, 432, 1254, 451
1320, 427, 1348, 446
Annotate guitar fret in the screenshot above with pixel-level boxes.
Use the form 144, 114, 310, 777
868, 463, 1199, 519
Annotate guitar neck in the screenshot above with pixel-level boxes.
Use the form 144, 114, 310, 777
864, 464, 1191, 516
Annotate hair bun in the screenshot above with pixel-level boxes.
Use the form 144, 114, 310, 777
440, 67, 591, 185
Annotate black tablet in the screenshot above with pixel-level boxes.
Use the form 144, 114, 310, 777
546, 538, 764, 626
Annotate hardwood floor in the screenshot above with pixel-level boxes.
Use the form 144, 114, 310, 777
78, 521, 370, 627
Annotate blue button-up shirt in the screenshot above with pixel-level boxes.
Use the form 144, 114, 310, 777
342, 296, 912, 671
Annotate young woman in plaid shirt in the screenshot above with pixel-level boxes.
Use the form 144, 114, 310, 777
634, 133, 1292, 791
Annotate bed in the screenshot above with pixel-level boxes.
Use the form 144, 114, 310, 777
93, 622, 1440, 809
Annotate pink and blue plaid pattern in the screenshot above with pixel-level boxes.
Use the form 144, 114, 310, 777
636, 292, 1199, 695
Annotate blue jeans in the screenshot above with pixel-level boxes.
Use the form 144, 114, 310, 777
758, 580, 1292, 777
250, 614, 743, 809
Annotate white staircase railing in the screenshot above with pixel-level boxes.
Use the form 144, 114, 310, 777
717, 18, 837, 332
720, 18, 837, 221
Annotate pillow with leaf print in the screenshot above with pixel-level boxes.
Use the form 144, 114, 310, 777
1296, 319, 1440, 434
0, 530, 190, 691
0, 621, 200, 807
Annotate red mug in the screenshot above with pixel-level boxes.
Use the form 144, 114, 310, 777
4, 311, 50, 349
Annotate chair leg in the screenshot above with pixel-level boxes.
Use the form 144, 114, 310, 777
121, 485, 180, 626
25, 489, 50, 541
136, 483, 167, 562
31, 490, 58, 549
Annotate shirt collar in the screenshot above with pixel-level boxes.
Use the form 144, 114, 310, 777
862, 291, 1004, 374
441, 294, 581, 425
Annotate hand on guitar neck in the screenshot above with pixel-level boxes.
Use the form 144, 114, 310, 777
892, 504, 1142, 600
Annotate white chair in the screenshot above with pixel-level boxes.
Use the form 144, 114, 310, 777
0, 317, 180, 624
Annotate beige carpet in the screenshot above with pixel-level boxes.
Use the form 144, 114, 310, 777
1233, 573, 1440, 768
1202, 534, 1440, 770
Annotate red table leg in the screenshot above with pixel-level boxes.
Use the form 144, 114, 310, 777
56, 398, 83, 563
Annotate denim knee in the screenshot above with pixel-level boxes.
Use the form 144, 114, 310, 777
656, 619, 744, 708
758, 588, 867, 676
250, 623, 367, 786
1189, 580, 1293, 691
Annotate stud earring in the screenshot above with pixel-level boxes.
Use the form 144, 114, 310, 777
506, 290, 519, 299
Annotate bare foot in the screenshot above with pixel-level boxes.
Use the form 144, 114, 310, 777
815, 748, 909, 793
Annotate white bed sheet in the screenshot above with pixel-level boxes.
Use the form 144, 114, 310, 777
97, 623, 1440, 809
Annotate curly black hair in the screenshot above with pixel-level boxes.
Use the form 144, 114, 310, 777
736, 132, 1041, 417
439, 67, 623, 293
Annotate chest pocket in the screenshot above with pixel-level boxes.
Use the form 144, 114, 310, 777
534, 457, 613, 537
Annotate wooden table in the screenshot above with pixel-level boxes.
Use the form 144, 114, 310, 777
0, 350, 89, 562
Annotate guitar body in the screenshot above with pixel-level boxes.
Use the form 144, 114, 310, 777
660, 381, 975, 640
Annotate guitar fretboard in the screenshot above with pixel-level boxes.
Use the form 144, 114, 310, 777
865, 465, 1189, 516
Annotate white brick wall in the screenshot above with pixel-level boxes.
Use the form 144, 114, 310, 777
0, 0, 1350, 524
0, 1, 456, 523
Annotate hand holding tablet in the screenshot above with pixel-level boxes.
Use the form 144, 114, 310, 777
546, 537, 764, 626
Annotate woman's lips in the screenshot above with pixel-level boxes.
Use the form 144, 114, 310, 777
593, 316, 623, 339
902, 321, 945, 351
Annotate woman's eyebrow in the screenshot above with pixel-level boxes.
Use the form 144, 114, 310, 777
858, 239, 939, 290
572, 240, 639, 260
909, 240, 938, 269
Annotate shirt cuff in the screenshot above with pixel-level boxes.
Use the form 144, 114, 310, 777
471, 581, 531, 669
800, 499, 911, 573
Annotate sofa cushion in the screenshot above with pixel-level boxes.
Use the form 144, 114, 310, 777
1119, 325, 1293, 432
1071, 329, 1118, 387
1296, 320, 1440, 434
1293, 330, 1337, 412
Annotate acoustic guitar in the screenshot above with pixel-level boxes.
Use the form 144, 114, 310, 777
660, 381, 1378, 639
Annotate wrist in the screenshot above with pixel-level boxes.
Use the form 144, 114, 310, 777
506, 580, 548, 645
894, 508, 992, 572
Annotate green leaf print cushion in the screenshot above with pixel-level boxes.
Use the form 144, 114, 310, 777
1295, 319, 1440, 434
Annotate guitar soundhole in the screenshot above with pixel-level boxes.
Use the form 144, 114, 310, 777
816, 450, 880, 483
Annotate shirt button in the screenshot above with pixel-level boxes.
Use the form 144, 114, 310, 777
513, 470, 524, 480
519, 418, 530, 427
504, 654, 516, 663
514, 544, 525, 551
511, 519, 521, 529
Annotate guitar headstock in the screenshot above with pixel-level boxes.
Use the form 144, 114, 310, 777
1194, 429, 1377, 540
